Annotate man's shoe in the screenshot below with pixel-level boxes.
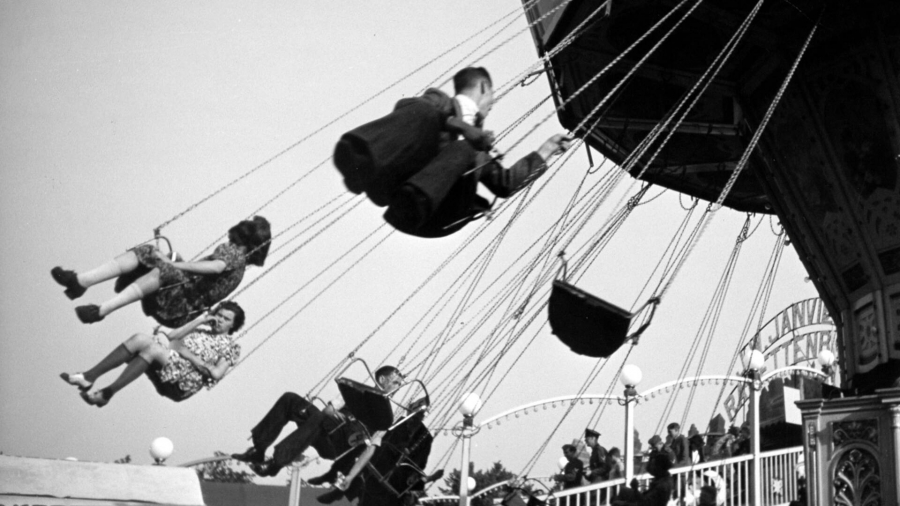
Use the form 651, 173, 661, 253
75, 305, 104, 324
231, 446, 266, 465
316, 489, 344, 505
249, 459, 280, 477
307, 470, 337, 486
51, 267, 86, 299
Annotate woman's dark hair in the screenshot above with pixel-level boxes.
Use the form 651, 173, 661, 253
215, 300, 245, 334
228, 216, 271, 266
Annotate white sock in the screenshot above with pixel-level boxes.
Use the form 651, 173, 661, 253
99, 283, 145, 317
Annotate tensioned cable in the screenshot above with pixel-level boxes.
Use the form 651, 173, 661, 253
193, 164, 353, 262
501, 0, 701, 158
225, 197, 369, 333
421, 0, 581, 93
230, 224, 394, 372
426, 183, 651, 433
155, 1, 544, 234
651, 4, 820, 305
650, 216, 749, 435
706, 233, 785, 426
677, 217, 751, 429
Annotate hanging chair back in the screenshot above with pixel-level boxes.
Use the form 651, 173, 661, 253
145, 369, 192, 402
548, 277, 661, 358
334, 358, 431, 433
501, 478, 554, 506
365, 413, 436, 498
548, 280, 634, 358
336, 377, 395, 431
113, 234, 181, 315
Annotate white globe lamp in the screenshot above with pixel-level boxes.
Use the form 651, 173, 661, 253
558, 456, 569, 470
467, 477, 477, 492
459, 392, 482, 417
149, 437, 174, 465
620, 365, 643, 387
817, 349, 835, 368
742, 349, 765, 371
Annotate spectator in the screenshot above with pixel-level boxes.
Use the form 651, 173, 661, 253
711, 426, 739, 459
612, 453, 673, 506
554, 444, 586, 490
607, 447, 625, 480
688, 424, 706, 463
698, 485, 718, 506
666, 423, 691, 467
732, 423, 751, 456
584, 428, 609, 483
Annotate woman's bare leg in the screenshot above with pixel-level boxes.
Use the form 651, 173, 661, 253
86, 334, 170, 406
80, 332, 165, 384
77, 251, 139, 288
97, 268, 161, 317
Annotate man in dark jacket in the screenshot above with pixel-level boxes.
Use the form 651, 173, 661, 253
383, 133, 571, 238
666, 422, 692, 468
584, 428, 609, 483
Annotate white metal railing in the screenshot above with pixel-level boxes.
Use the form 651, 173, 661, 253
758, 446, 803, 506
424, 446, 803, 506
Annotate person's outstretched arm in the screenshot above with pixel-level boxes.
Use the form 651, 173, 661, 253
339, 431, 385, 489
153, 249, 227, 275
166, 311, 214, 341
480, 134, 572, 198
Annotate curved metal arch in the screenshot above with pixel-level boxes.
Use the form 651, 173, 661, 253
478, 393, 625, 428
760, 365, 827, 383
419, 475, 554, 503
637, 374, 752, 399
178, 454, 231, 468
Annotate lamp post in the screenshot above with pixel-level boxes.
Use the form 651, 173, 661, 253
149, 437, 173, 465
457, 392, 482, 506
741, 349, 764, 506
619, 364, 642, 483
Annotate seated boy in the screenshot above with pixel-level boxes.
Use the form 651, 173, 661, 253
231, 365, 404, 477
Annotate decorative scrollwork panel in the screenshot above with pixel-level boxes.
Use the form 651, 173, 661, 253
833, 419, 878, 447
832, 448, 882, 506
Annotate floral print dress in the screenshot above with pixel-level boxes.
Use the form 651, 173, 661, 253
132, 242, 247, 328
154, 329, 241, 398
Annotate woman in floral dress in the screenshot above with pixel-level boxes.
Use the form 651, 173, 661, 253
60, 301, 244, 406
51, 216, 270, 326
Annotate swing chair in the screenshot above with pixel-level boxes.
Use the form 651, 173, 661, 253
548, 256, 660, 358
501, 478, 556, 506
334, 358, 430, 432
358, 396, 444, 502
112, 233, 179, 294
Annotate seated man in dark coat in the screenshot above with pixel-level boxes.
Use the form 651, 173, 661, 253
231, 365, 404, 477
334, 67, 496, 207
334, 66, 571, 238
383, 133, 571, 238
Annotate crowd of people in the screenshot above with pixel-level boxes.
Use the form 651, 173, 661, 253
550, 421, 754, 506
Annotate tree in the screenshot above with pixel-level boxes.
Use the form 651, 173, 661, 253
440, 461, 526, 506
194, 451, 255, 483
113, 455, 132, 464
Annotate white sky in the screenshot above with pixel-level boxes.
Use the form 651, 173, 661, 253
0, 0, 819, 489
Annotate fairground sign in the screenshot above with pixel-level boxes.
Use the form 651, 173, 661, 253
722, 298, 838, 421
